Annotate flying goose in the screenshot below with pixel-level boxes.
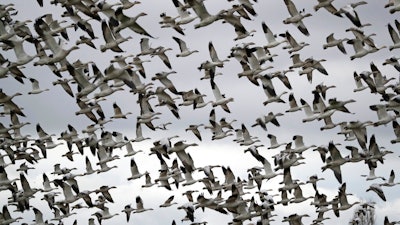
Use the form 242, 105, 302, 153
366, 183, 386, 201
261, 21, 286, 48
282, 31, 310, 53
159, 12, 185, 35
185, 0, 225, 29
27, 78, 49, 95
388, 21, 400, 51
133, 196, 154, 213
185, 124, 204, 141
283, 0, 312, 36
321, 141, 350, 183
388, 0, 400, 14
382, 56, 400, 72
172, 0, 197, 25
314, 0, 341, 16
336, 1, 368, 27
337, 183, 360, 211
369, 104, 396, 127
127, 157, 146, 181
159, 195, 178, 208
152, 46, 173, 69
92, 206, 119, 224
347, 38, 386, 60
100, 20, 132, 52
114, 8, 153, 37
323, 33, 348, 54
173, 36, 199, 57
111, 102, 132, 119
379, 170, 400, 187
266, 134, 287, 149
239, 123, 261, 146
210, 79, 233, 113
361, 167, 386, 181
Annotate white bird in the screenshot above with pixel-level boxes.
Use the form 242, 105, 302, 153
127, 157, 146, 181
323, 33, 348, 54
388, 20, 400, 51
172, 0, 197, 25
100, 20, 131, 53
283, 0, 312, 36
366, 183, 386, 201
133, 196, 154, 213
210, 79, 233, 113
111, 102, 132, 119
28, 78, 49, 95
380, 169, 400, 187
173, 36, 199, 57
261, 21, 286, 48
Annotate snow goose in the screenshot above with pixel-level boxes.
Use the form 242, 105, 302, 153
323, 33, 348, 54
384, 216, 400, 225
387, 0, 400, 13
321, 142, 350, 183
314, 0, 341, 16
152, 71, 179, 94
361, 167, 386, 181
344, 145, 366, 163
380, 169, 400, 187
127, 157, 146, 181
173, 36, 199, 57
338, 183, 360, 211
100, 20, 132, 52
185, 0, 225, 29
92, 206, 119, 224
382, 56, 400, 71
267, 134, 287, 149
387, 21, 400, 51
369, 104, 396, 127
300, 98, 319, 123
160, 195, 178, 208
282, 213, 310, 225
208, 41, 229, 68
279, 167, 304, 192
114, 8, 153, 37
239, 123, 260, 146
185, 124, 204, 141
172, 0, 197, 25
366, 183, 386, 201
141, 172, 156, 188
27, 78, 49, 95
336, 1, 367, 27
9, 36, 37, 66
152, 46, 173, 69
159, 12, 185, 35
283, 0, 312, 36
261, 21, 286, 49
347, 38, 386, 60
52, 78, 74, 97
285, 93, 302, 113
291, 135, 316, 154
344, 120, 373, 150
111, 102, 132, 119
352, 71, 368, 92
282, 31, 310, 53
1, 205, 22, 224
133, 196, 154, 213
210, 79, 233, 113
290, 185, 313, 204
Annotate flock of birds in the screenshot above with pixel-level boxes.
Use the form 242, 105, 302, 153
0, 0, 400, 225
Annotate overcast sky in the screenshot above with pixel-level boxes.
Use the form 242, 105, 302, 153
0, 0, 400, 225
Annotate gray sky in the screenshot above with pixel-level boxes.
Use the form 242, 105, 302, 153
0, 0, 399, 225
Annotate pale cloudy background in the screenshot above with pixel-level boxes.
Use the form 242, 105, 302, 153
0, 0, 399, 225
